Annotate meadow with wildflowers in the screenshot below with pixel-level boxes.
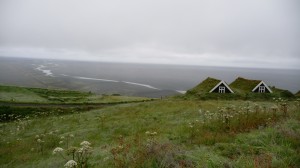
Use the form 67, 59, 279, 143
0, 86, 300, 167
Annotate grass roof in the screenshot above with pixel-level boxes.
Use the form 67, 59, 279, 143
295, 91, 300, 97
229, 77, 261, 93
187, 77, 221, 94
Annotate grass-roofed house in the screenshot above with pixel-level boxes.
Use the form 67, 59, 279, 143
229, 77, 272, 94
209, 80, 234, 94
185, 77, 235, 99
229, 77, 276, 100
184, 77, 294, 100
229, 77, 296, 99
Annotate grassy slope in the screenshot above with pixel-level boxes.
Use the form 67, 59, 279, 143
0, 85, 151, 104
0, 85, 48, 103
1, 99, 299, 167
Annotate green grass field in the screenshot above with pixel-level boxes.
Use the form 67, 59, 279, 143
0, 85, 151, 104
1, 90, 300, 168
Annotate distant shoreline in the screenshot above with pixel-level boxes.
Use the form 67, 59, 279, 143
0, 57, 299, 97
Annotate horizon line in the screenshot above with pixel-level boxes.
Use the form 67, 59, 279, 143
0, 55, 299, 71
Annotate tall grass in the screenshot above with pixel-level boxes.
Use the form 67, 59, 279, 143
0, 100, 299, 167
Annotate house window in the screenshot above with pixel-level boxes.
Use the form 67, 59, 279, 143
219, 86, 225, 93
259, 86, 265, 93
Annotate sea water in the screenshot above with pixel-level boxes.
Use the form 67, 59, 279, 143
0, 57, 299, 97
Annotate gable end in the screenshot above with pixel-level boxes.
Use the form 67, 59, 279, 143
209, 81, 234, 93
252, 81, 273, 93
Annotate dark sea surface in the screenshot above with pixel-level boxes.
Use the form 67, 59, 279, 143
0, 57, 299, 97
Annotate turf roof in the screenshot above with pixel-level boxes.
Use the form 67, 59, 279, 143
188, 77, 221, 93
229, 77, 261, 93
296, 91, 300, 97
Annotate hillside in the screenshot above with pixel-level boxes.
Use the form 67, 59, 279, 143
0, 85, 151, 104
1, 96, 300, 167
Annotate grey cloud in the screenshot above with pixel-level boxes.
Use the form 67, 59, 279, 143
0, 0, 299, 68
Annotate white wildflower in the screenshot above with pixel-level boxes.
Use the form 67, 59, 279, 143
77, 147, 83, 153
80, 141, 91, 147
53, 147, 64, 154
150, 132, 157, 136
64, 160, 77, 168
59, 141, 64, 144
37, 139, 44, 143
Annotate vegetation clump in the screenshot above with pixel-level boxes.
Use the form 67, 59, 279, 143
52, 140, 93, 168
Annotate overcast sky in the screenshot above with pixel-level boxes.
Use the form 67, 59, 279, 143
0, 0, 299, 69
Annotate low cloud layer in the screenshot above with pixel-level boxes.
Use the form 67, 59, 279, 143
0, 0, 299, 68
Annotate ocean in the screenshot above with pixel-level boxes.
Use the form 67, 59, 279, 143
0, 57, 299, 97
